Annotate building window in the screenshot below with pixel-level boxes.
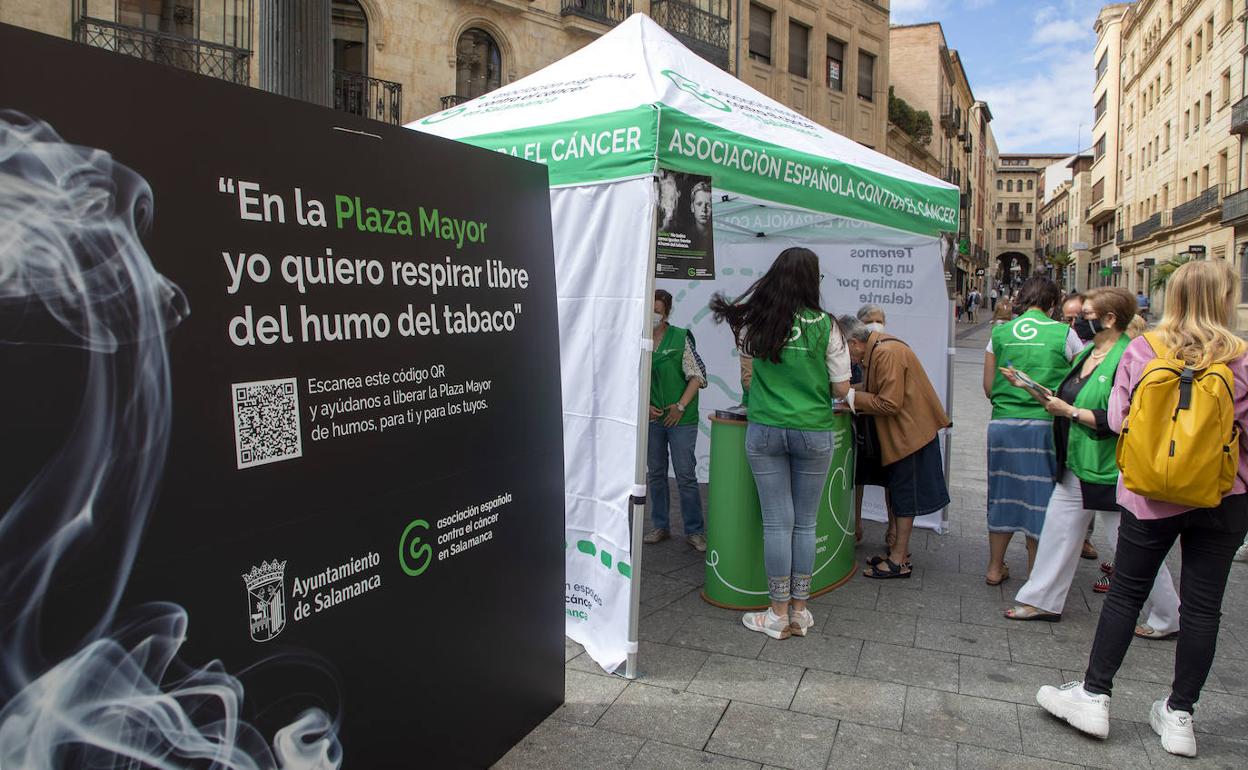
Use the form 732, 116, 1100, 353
996, 179, 1002, 190
1007, 179, 1014, 192
1027, 202, 1033, 214
1186, 40, 1193, 69
1165, 121, 1171, 150
1223, 69, 1232, 106
333, 0, 369, 75
1196, 30, 1203, 60
1207, 17, 1215, 49
1195, 100, 1202, 129
1166, 58, 1173, 88
857, 50, 875, 101
1094, 134, 1106, 160
1096, 51, 1108, 83
826, 37, 844, 91
997, 228, 1002, 240
1094, 92, 1107, 123
1127, 153, 1133, 178
1185, 109, 1191, 135
788, 20, 809, 78
1027, 179, 1034, 190
1205, 91, 1213, 122
997, 201, 1002, 212
1007, 229, 1020, 243
1026, 229, 1032, 240
748, 4, 772, 64
456, 28, 502, 100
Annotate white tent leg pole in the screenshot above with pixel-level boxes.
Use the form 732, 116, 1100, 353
943, 298, 955, 535
624, 180, 660, 680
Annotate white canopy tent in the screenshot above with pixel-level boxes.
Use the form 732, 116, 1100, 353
409, 14, 959, 676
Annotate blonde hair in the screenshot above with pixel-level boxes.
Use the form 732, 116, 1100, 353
1153, 259, 1246, 368
1126, 314, 1146, 338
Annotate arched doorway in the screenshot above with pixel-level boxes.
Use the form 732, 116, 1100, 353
996, 251, 1031, 290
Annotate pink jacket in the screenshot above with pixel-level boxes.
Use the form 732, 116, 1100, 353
1109, 335, 1248, 519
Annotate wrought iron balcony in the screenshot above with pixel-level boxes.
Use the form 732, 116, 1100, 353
651, 0, 730, 70
561, 0, 635, 28
1222, 187, 1248, 225
1116, 228, 1125, 244
1131, 211, 1167, 241
333, 70, 402, 125
441, 94, 469, 110
1233, 95, 1248, 135
1005, 210, 1023, 223
75, 15, 250, 84
1171, 184, 1224, 228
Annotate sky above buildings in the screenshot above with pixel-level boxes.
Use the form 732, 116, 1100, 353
891, 0, 1099, 154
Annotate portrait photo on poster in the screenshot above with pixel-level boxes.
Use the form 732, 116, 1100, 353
655, 168, 715, 280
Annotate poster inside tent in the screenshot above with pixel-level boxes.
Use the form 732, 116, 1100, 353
656, 168, 716, 279
0, 23, 565, 768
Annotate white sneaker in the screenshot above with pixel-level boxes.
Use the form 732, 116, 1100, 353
1150, 699, 1197, 757
789, 608, 815, 637
1036, 681, 1110, 739
742, 609, 791, 639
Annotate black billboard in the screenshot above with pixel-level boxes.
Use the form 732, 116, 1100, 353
0, 23, 564, 768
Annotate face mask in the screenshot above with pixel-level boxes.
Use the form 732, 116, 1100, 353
653, 312, 665, 329
865, 322, 885, 334
1072, 317, 1099, 342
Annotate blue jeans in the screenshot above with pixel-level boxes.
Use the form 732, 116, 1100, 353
745, 423, 834, 602
647, 421, 704, 536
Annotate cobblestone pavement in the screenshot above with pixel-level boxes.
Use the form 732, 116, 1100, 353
495, 321, 1248, 770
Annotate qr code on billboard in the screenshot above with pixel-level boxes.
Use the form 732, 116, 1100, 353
232, 377, 302, 469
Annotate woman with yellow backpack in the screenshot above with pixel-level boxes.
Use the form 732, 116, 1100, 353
1036, 260, 1248, 759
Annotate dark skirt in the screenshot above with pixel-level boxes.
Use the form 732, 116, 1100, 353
878, 436, 950, 518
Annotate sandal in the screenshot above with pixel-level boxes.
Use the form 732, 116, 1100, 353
863, 558, 912, 579
1004, 604, 1061, 622
866, 553, 911, 567
1134, 624, 1178, 640
985, 564, 1010, 586
1099, 561, 1114, 576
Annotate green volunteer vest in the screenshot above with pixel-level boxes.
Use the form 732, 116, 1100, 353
1065, 334, 1130, 486
990, 309, 1073, 420
650, 325, 699, 426
748, 309, 835, 431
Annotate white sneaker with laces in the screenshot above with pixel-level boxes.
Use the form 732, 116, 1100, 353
741, 609, 790, 639
789, 608, 815, 637
1036, 681, 1110, 739
1150, 699, 1197, 757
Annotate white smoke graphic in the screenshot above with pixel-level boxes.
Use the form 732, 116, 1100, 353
0, 111, 341, 768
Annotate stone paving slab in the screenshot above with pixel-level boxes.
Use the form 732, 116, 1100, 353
494, 324, 1248, 769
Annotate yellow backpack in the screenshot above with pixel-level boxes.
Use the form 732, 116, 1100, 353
1116, 332, 1239, 508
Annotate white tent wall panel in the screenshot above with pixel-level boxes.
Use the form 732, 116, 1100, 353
552, 179, 655, 674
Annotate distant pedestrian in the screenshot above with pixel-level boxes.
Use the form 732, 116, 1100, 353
1037, 260, 1248, 757
990, 286, 999, 311
982, 274, 1084, 585
1136, 289, 1151, 321
954, 291, 964, 322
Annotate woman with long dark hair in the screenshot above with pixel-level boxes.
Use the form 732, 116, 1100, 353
711, 247, 851, 639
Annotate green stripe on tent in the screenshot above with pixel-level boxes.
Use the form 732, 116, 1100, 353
657, 108, 959, 238
453, 105, 959, 238
454, 107, 659, 187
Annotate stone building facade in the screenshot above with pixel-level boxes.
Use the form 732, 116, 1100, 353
890, 22, 997, 293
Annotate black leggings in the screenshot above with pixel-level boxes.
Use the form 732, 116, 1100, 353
1083, 496, 1248, 713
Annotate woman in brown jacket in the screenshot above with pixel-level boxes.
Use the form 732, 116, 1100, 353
839, 315, 952, 578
